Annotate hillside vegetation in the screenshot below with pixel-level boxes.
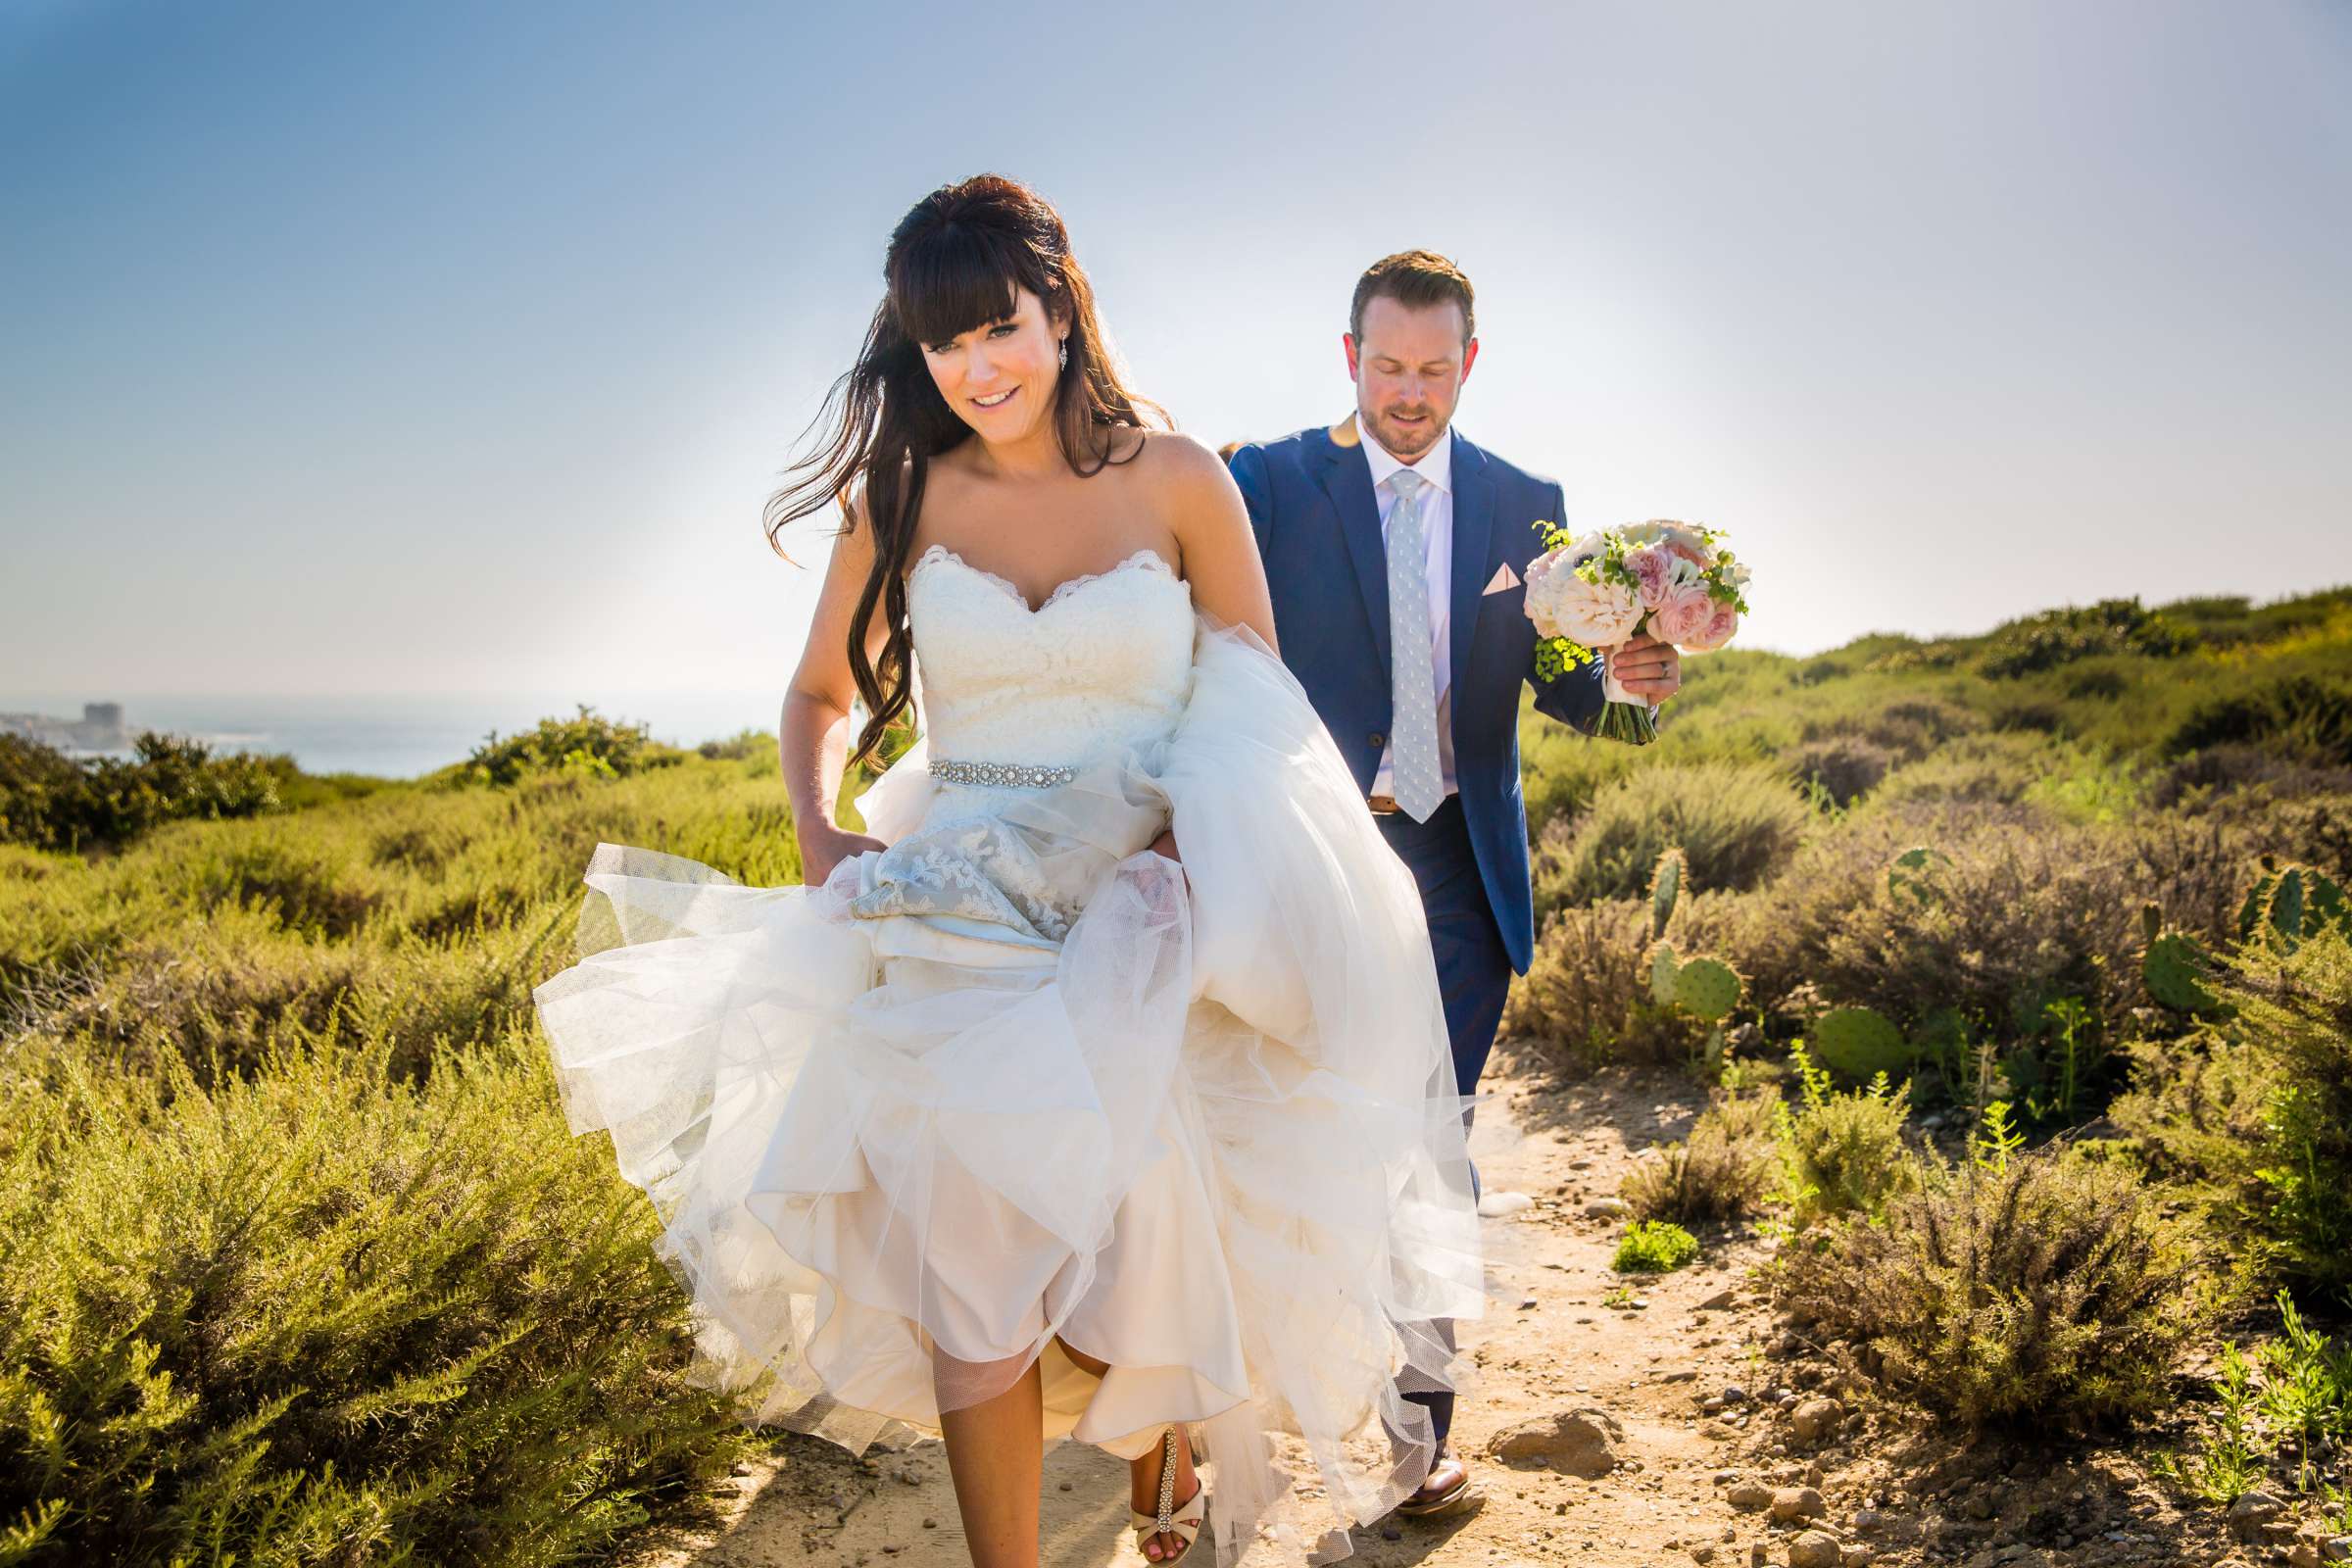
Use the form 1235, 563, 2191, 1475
2, 589, 2347, 1564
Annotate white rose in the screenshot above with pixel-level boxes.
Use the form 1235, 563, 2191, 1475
1527, 560, 1642, 646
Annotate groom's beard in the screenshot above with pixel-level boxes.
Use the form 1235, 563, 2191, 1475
1365, 404, 1446, 459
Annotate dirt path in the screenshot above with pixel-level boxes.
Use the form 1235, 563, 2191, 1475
625, 1052, 2259, 1568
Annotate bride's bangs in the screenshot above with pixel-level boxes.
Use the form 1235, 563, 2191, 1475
889, 224, 1041, 347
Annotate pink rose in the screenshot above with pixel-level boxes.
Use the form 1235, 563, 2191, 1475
1651, 582, 1716, 646
1679, 598, 1740, 652
1625, 545, 1677, 611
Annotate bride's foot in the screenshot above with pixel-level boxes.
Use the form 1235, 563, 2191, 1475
1128, 1424, 1205, 1562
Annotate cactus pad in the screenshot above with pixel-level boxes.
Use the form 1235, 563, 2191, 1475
1648, 848, 1686, 942
1647, 942, 1682, 1006
2239, 863, 2349, 949
2237, 869, 2278, 944
1888, 846, 1952, 907
1812, 1006, 1915, 1081
1670, 956, 1741, 1021
2143, 930, 2221, 1015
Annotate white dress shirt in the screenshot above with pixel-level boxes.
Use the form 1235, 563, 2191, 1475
1362, 420, 1458, 801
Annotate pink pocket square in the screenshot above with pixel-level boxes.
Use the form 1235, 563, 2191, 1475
1482, 562, 1522, 595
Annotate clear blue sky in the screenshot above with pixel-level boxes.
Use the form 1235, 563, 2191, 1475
4, 0, 2347, 699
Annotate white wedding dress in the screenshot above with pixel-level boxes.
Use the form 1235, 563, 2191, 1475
532, 542, 1485, 1564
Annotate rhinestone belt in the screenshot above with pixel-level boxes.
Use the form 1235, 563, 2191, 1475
928, 757, 1079, 789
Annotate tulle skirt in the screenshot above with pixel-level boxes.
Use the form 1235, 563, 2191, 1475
531, 618, 1485, 1565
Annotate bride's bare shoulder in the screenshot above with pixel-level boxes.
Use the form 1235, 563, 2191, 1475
1118, 428, 1238, 496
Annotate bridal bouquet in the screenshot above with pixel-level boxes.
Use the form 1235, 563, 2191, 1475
1524, 518, 1751, 746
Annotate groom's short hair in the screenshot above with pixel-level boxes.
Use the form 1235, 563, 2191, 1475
1350, 251, 1476, 345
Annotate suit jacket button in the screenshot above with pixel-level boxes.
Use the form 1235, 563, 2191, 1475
1369, 731, 1386, 748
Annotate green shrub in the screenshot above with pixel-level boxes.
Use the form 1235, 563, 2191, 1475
1772, 1139, 2232, 1431
1785, 737, 1891, 809
1, 733, 283, 852
1534, 761, 1809, 913
2113, 925, 2352, 1295
1504, 899, 1690, 1068
2167, 675, 2352, 768
0, 1026, 751, 1566
1980, 597, 2198, 679
1621, 1090, 1780, 1226
1612, 1219, 1700, 1273
1775, 1043, 1914, 1229
466, 707, 685, 787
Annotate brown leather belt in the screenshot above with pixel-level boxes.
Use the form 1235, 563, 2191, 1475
1367, 794, 1398, 815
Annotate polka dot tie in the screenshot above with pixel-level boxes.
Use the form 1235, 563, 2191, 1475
1384, 468, 1444, 823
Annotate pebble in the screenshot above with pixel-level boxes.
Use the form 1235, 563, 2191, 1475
2227, 1490, 2284, 1542
1770, 1486, 1826, 1523
1479, 1190, 1538, 1218
1788, 1533, 1841, 1568
1789, 1397, 1844, 1443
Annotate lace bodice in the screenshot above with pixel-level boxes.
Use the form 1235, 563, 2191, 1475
906, 544, 1195, 771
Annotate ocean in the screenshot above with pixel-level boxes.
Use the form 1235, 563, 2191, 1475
2, 692, 785, 781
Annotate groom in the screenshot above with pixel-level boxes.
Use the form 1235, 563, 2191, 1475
1224, 250, 1680, 1516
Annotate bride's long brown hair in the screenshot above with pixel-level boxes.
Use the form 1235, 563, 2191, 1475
765, 173, 1167, 769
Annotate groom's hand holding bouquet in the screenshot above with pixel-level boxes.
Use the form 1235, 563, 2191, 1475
1523, 518, 1750, 744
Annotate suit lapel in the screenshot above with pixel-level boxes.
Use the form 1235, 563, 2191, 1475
1311, 414, 1392, 674
1447, 433, 1496, 715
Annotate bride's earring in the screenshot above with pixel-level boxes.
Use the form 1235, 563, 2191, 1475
1058, 336, 1068, 372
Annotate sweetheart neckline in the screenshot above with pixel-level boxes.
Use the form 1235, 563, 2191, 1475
909, 542, 1185, 615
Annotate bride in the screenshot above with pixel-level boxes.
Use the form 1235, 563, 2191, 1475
533, 174, 1484, 1568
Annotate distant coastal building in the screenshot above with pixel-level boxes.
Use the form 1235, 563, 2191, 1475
0, 702, 133, 754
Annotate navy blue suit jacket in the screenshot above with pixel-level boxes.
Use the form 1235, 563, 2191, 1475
1226, 416, 1606, 975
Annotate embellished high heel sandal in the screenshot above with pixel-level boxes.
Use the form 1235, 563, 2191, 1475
1130, 1423, 1207, 1562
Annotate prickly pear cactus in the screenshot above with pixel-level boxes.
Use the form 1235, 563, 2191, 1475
1888, 846, 1952, 907
2236, 862, 2348, 951
1670, 956, 1741, 1021
2310, 869, 2350, 934
1647, 848, 1686, 943
1812, 1006, 1915, 1081
2143, 929, 2222, 1015
2237, 864, 2279, 943
1647, 941, 1682, 1006
2140, 902, 2161, 946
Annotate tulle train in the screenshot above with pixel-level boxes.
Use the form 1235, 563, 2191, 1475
531, 614, 1486, 1565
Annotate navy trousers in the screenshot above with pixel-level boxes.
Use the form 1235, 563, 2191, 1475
1374, 792, 1515, 1455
